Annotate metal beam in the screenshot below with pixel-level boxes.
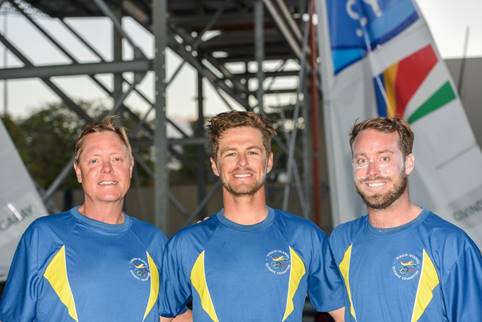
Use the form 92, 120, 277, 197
255, 0, 265, 111
153, 0, 169, 231
0, 60, 151, 80
0, 33, 92, 123
263, 0, 302, 59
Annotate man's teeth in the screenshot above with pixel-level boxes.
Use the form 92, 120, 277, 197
367, 182, 385, 187
234, 174, 251, 178
99, 180, 116, 185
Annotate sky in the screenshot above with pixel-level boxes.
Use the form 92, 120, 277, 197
0, 0, 481, 119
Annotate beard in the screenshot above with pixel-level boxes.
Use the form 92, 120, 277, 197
356, 174, 408, 210
221, 169, 266, 197
223, 180, 265, 197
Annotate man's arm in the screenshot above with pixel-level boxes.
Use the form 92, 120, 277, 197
0, 227, 40, 321
160, 309, 192, 322
441, 238, 482, 321
329, 307, 345, 322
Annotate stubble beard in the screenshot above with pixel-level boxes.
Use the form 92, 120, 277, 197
223, 177, 265, 197
356, 173, 408, 210
221, 168, 266, 197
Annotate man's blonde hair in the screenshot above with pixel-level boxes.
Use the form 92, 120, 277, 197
74, 116, 132, 164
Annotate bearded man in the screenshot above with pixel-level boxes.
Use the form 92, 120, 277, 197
329, 117, 482, 322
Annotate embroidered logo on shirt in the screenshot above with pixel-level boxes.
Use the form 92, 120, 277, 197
129, 258, 150, 281
392, 253, 420, 280
265, 250, 290, 275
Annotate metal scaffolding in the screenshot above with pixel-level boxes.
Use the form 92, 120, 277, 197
0, 0, 333, 233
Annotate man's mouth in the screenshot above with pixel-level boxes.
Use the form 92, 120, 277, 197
99, 180, 118, 185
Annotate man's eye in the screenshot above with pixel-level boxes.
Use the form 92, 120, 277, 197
379, 156, 390, 163
88, 159, 98, 165
356, 159, 367, 166
248, 150, 260, 155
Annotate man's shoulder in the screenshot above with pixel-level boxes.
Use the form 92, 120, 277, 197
167, 214, 220, 246
129, 215, 167, 240
25, 209, 72, 235
422, 210, 478, 250
329, 216, 367, 255
129, 216, 167, 246
273, 208, 323, 232
331, 215, 367, 238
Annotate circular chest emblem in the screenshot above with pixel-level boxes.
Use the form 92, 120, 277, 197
392, 253, 420, 280
129, 258, 150, 281
265, 250, 290, 275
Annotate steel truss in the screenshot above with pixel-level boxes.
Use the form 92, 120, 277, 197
0, 0, 333, 233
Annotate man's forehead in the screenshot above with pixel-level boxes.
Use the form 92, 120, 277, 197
354, 130, 400, 150
219, 127, 263, 142
80, 132, 129, 153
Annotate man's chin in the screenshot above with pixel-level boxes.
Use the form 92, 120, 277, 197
224, 183, 263, 197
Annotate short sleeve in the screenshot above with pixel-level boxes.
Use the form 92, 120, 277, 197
0, 226, 41, 322
148, 230, 168, 267
441, 239, 482, 321
158, 235, 191, 318
307, 227, 346, 312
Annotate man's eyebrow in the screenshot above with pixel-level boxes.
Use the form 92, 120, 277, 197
353, 150, 394, 158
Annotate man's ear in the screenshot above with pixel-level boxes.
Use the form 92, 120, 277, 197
404, 153, 415, 176
73, 162, 82, 183
210, 157, 220, 177
266, 152, 274, 174
129, 158, 134, 178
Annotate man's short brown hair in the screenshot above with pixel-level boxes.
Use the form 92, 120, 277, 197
207, 111, 276, 158
74, 116, 133, 164
349, 117, 414, 157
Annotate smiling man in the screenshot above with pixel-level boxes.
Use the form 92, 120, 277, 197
159, 111, 345, 322
0, 117, 189, 322
329, 117, 482, 322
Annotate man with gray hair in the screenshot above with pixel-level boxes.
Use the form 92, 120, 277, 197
0, 117, 190, 322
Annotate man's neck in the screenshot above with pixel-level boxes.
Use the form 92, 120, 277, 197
368, 192, 422, 229
222, 189, 268, 225
78, 201, 125, 224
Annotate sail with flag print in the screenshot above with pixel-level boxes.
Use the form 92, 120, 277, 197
316, 0, 482, 246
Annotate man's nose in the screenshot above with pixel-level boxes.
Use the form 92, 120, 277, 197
366, 159, 380, 176
237, 153, 248, 166
101, 160, 113, 173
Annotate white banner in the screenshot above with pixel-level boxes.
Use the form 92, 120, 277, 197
316, 0, 482, 246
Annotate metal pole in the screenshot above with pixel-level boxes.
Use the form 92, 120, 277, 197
196, 66, 207, 219
113, 7, 123, 106
302, 77, 313, 219
282, 2, 311, 213
255, 0, 265, 112
153, 0, 169, 231
3, 12, 7, 116
457, 26, 470, 96
308, 0, 321, 226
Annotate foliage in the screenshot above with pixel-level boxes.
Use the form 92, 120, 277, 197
0, 101, 154, 190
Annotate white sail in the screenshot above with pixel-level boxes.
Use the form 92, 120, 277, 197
316, 0, 482, 246
0, 118, 47, 281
